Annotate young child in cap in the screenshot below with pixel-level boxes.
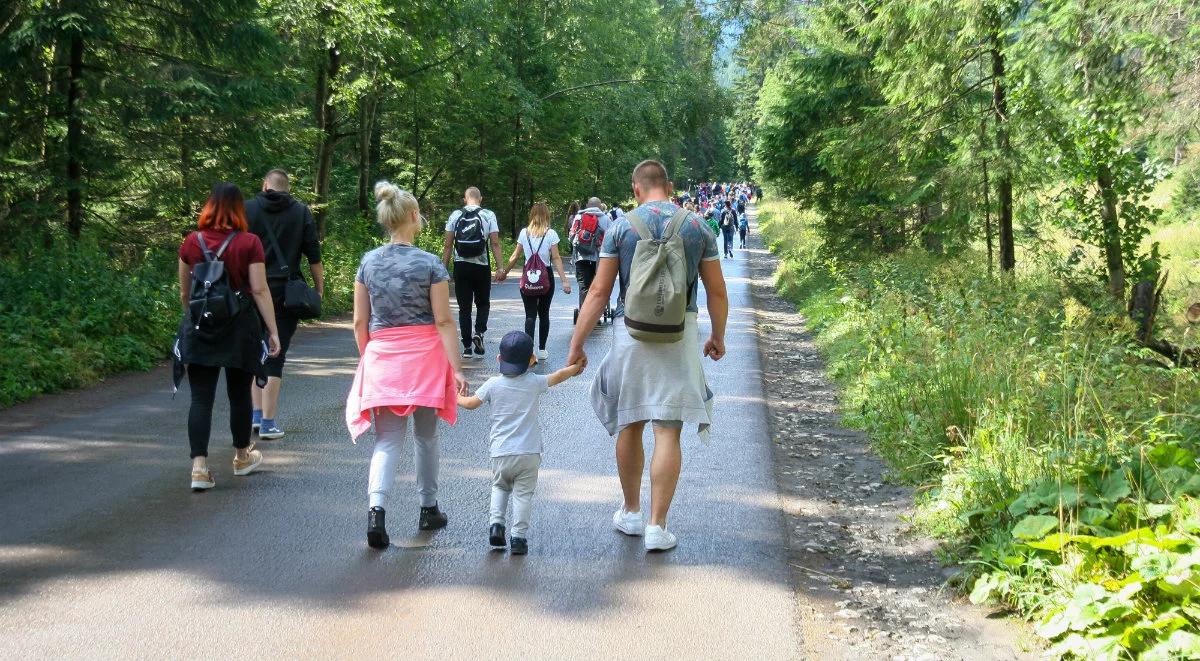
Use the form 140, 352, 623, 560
457, 330, 582, 555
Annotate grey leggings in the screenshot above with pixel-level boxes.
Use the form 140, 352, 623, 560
368, 407, 439, 509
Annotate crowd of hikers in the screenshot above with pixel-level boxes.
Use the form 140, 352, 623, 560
172, 160, 758, 555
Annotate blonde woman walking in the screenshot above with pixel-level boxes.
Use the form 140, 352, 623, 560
346, 181, 468, 549
503, 203, 570, 360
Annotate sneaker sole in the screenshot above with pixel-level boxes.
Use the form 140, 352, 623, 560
258, 431, 285, 440
232, 456, 262, 476
614, 522, 645, 536
645, 539, 677, 551
191, 481, 215, 491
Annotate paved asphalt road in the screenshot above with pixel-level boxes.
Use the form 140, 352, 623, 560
0, 221, 797, 659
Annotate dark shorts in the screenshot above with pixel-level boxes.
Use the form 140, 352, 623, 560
265, 286, 300, 378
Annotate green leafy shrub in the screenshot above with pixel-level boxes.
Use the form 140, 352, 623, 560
759, 197, 1200, 658
0, 241, 177, 407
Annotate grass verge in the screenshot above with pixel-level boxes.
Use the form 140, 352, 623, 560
758, 197, 1200, 659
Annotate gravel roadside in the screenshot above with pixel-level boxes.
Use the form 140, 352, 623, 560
741, 206, 1034, 661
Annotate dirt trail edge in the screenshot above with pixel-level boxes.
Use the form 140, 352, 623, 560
742, 206, 1033, 661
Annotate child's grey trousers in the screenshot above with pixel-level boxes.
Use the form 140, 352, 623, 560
490, 453, 541, 537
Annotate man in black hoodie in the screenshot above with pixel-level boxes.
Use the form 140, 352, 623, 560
245, 169, 324, 440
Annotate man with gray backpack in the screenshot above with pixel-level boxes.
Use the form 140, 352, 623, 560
566, 159, 729, 552
443, 186, 504, 359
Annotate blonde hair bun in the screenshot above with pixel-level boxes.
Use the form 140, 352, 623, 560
374, 180, 399, 202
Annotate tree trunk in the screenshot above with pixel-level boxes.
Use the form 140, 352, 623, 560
1097, 162, 1125, 301
982, 158, 994, 275
356, 93, 377, 215
509, 112, 521, 240
991, 45, 1015, 272
411, 112, 420, 194
179, 114, 191, 220
313, 45, 341, 238
65, 33, 84, 239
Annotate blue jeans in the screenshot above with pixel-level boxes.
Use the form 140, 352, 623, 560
722, 227, 735, 255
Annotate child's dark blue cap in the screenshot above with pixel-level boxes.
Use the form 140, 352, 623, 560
498, 331, 533, 376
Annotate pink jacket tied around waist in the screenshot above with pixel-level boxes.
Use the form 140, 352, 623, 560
345, 324, 457, 441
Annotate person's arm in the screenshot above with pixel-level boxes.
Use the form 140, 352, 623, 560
249, 263, 281, 356
457, 394, 483, 410
178, 258, 192, 310
353, 280, 371, 355
551, 244, 571, 294
431, 280, 468, 394
504, 242, 524, 278
547, 361, 583, 387
566, 257, 618, 371
490, 230, 505, 281
699, 259, 728, 361
442, 231, 455, 270
310, 262, 325, 298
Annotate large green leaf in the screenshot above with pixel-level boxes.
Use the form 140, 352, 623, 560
1012, 515, 1059, 540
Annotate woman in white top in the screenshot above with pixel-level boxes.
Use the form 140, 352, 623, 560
503, 203, 571, 359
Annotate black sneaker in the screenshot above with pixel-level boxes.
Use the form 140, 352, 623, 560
510, 537, 528, 555
489, 523, 507, 549
419, 503, 449, 530
472, 333, 485, 356
367, 506, 389, 549
462, 346, 472, 359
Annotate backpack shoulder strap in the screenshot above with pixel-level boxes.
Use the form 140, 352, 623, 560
625, 209, 653, 241
194, 232, 215, 263
248, 203, 286, 272
661, 208, 690, 241
214, 231, 239, 259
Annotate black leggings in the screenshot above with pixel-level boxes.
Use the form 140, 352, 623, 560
575, 260, 596, 309
522, 285, 555, 350
187, 364, 254, 458
454, 261, 492, 346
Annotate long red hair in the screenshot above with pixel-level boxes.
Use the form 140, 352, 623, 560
197, 182, 248, 231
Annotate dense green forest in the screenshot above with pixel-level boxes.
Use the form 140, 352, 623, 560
0, 0, 735, 404
734, 0, 1200, 657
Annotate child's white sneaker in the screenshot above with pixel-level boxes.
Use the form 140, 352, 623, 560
644, 525, 677, 551
536, 348, 549, 361
612, 508, 645, 536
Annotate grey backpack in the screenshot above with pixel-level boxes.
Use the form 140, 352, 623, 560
624, 208, 690, 343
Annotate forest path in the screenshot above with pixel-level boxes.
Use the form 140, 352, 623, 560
0, 203, 1030, 659
0, 221, 794, 659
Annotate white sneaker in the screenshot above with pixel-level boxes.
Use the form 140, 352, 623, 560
612, 508, 645, 536
536, 349, 549, 361
644, 525, 677, 551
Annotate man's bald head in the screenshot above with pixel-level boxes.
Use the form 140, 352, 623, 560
587, 196, 602, 208
464, 187, 482, 204
264, 169, 290, 192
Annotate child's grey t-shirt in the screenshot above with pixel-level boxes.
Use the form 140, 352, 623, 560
475, 372, 549, 458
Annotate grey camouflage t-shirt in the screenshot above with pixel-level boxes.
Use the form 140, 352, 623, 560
356, 243, 450, 332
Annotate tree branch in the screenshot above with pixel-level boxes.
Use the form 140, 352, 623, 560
540, 78, 670, 101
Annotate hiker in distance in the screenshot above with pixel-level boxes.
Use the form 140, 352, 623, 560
245, 169, 324, 440
502, 203, 571, 360
349, 182, 466, 549
567, 159, 729, 552
442, 187, 504, 359
568, 197, 611, 324
174, 182, 280, 492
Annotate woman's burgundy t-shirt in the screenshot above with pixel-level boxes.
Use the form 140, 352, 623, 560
178, 230, 265, 294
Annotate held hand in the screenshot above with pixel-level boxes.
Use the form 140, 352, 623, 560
703, 336, 726, 361
566, 345, 588, 373
454, 371, 469, 396
563, 282, 572, 294
494, 269, 507, 283
268, 333, 282, 357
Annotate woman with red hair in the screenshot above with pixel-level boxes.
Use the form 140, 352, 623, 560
174, 182, 280, 492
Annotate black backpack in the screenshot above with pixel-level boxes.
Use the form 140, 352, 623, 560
187, 231, 241, 333
453, 207, 487, 259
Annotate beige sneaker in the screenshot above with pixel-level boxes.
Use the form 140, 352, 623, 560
232, 449, 263, 476
191, 469, 215, 491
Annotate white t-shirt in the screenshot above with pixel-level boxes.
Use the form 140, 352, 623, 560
517, 228, 559, 266
445, 205, 500, 266
475, 372, 550, 458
